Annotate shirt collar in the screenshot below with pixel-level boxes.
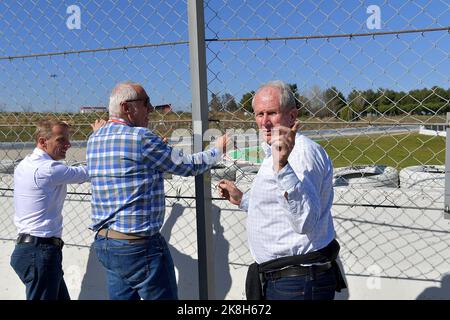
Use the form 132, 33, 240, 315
33, 147, 52, 160
261, 142, 271, 158
109, 117, 132, 126
261, 132, 301, 158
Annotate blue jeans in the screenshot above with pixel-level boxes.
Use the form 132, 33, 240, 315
10, 242, 70, 300
264, 268, 336, 300
93, 232, 178, 300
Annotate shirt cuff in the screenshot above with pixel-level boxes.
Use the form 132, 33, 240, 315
209, 147, 222, 163
210, 147, 221, 156
239, 191, 249, 212
275, 162, 299, 192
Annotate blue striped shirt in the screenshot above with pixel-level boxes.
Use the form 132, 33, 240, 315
87, 119, 220, 235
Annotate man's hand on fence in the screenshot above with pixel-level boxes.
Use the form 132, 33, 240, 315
215, 133, 233, 155
91, 119, 107, 132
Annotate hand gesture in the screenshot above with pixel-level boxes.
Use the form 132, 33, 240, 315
218, 179, 243, 206
271, 121, 300, 172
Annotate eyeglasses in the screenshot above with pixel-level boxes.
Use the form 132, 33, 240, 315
125, 97, 153, 110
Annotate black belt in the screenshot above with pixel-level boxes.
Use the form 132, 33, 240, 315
16, 234, 64, 249
263, 262, 333, 280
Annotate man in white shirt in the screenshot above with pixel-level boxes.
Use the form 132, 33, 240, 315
10, 119, 104, 300
218, 80, 346, 300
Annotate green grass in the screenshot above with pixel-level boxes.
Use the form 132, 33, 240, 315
318, 133, 445, 170
228, 147, 265, 164
226, 133, 445, 170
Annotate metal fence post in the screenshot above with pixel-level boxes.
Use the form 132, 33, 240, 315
188, 0, 215, 299
445, 112, 450, 220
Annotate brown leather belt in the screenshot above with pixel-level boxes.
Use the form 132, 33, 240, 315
263, 262, 333, 280
97, 228, 147, 240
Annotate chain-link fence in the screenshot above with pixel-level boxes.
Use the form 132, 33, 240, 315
1, 0, 449, 297
201, 0, 450, 289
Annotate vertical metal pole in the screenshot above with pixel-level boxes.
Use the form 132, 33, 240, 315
444, 112, 450, 219
188, 0, 215, 299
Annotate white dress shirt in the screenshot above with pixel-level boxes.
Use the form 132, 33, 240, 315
239, 133, 336, 264
14, 148, 89, 238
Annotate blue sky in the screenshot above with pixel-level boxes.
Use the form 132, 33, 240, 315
0, 0, 448, 112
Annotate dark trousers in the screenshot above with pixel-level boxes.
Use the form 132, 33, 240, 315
10, 242, 70, 300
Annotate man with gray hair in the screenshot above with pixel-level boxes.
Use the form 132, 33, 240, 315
218, 80, 346, 300
87, 81, 230, 300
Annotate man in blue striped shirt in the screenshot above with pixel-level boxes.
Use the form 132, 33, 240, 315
87, 81, 229, 300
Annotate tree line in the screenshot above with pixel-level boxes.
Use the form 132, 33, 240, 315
209, 85, 450, 120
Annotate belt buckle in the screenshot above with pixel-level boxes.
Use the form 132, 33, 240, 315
17, 233, 32, 244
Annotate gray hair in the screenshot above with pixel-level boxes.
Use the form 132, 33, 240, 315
252, 80, 296, 111
108, 81, 140, 115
